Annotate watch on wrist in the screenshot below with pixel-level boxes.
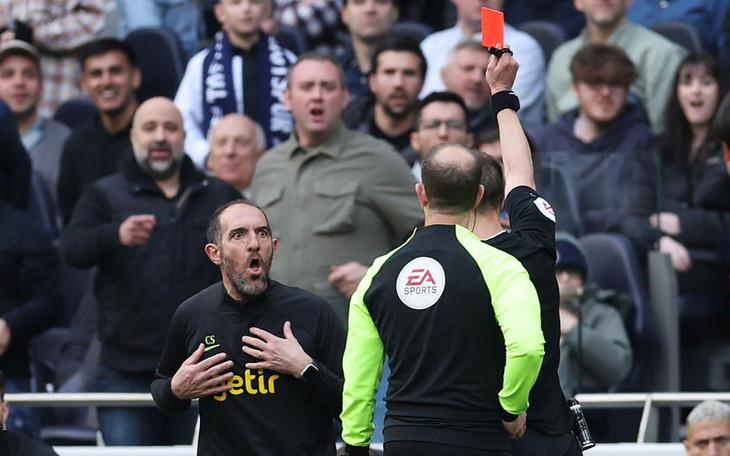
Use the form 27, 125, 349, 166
300, 362, 319, 381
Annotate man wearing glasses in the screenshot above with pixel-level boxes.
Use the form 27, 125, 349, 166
409, 91, 473, 182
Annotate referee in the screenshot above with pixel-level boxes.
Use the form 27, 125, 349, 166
340, 141, 545, 455
473, 48, 582, 455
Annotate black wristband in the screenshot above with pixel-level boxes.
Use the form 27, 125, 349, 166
491, 90, 520, 116
500, 406, 519, 422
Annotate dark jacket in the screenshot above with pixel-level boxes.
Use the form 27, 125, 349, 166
531, 103, 655, 233
57, 112, 131, 224
342, 92, 416, 159
0, 100, 31, 209
61, 153, 240, 373
5, 429, 59, 456
0, 201, 61, 379
622, 146, 730, 296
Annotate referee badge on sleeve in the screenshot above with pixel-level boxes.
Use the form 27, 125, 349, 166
534, 197, 556, 223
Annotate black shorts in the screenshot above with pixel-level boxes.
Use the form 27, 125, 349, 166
384, 441, 512, 456
510, 428, 583, 456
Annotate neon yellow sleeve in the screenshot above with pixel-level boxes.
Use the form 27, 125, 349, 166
456, 226, 545, 415
340, 256, 388, 447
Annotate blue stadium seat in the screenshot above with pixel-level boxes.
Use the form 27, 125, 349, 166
535, 162, 583, 236
579, 233, 655, 390
518, 20, 566, 62
53, 97, 96, 130
125, 27, 187, 101
391, 21, 434, 44
276, 25, 311, 56
651, 21, 704, 52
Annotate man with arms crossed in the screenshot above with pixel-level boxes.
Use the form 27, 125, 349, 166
152, 201, 346, 456
474, 47, 581, 455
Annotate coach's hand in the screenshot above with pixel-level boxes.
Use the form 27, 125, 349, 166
243, 321, 313, 378
503, 413, 527, 440
171, 344, 234, 400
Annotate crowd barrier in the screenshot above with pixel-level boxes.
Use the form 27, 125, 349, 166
51, 443, 686, 456
8, 391, 730, 452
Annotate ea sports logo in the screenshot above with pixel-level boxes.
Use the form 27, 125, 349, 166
396, 257, 446, 310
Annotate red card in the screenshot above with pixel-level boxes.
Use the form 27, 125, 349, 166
481, 7, 504, 48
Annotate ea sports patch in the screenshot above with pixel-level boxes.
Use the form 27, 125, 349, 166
396, 257, 446, 310
534, 197, 556, 223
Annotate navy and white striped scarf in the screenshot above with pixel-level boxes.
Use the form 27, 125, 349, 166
202, 31, 294, 147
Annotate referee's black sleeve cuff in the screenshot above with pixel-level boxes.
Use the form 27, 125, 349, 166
500, 406, 519, 422
344, 444, 370, 456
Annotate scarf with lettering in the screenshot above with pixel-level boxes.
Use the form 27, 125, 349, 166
202, 31, 294, 147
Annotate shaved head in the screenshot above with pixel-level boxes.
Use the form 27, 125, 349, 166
130, 96, 186, 180
133, 96, 183, 129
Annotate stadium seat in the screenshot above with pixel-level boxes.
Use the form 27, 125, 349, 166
579, 233, 655, 390
53, 97, 96, 130
276, 25, 311, 56
518, 20, 566, 62
535, 162, 583, 236
125, 27, 187, 101
391, 21, 434, 43
651, 21, 704, 52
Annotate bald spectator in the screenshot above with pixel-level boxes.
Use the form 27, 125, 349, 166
61, 97, 240, 445
206, 114, 266, 198
546, 0, 687, 132
0, 40, 70, 206
441, 39, 496, 134
420, 0, 546, 128
684, 401, 730, 456
0, 0, 105, 116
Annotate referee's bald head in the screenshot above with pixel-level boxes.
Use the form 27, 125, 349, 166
421, 143, 482, 215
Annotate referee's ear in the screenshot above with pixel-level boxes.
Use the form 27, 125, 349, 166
473, 184, 485, 209
415, 183, 428, 208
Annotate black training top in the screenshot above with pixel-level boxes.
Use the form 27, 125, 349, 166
485, 185, 573, 435
151, 281, 346, 456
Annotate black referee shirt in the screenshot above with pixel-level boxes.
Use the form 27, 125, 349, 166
485, 185, 573, 435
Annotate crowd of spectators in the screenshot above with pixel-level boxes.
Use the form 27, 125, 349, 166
1, 0, 730, 448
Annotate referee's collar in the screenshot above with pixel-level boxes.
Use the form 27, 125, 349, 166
481, 229, 507, 242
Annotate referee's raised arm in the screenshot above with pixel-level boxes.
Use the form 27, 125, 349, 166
486, 45, 536, 194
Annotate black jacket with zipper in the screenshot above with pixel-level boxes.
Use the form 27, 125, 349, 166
61, 152, 240, 373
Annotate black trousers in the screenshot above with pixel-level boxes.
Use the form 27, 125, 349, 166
384, 441, 512, 456
511, 428, 583, 456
